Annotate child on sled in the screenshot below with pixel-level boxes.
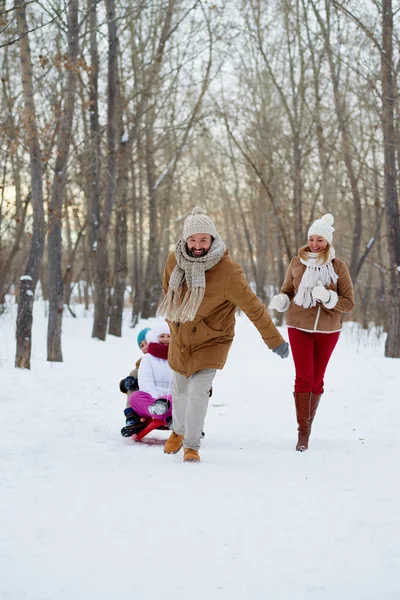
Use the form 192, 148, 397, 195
121, 321, 173, 437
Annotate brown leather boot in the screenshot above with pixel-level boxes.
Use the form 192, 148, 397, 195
294, 392, 311, 452
164, 432, 184, 454
183, 448, 200, 462
309, 393, 322, 435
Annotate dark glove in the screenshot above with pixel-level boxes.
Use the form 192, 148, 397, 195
272, 341, 289, 359
119, 376, 139, 394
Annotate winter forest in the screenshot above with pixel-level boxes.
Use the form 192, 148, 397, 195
1, 0, 400, 365
2, 2, 400, 599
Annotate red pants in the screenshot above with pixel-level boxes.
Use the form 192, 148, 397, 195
288, 328, 340, 394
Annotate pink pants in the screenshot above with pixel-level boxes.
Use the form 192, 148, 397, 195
128, 391, 173, 421
288, 328, 340, 394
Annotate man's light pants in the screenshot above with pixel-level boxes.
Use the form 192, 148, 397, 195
172, 368, 216, 450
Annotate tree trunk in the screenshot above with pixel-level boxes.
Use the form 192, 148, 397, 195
63, 219, 85, 309
273, 212, 286, 327
88, 0, 101, 254
14, 1, 46, 369
293, 132, 303, 250
0, 194, 29, 304
92, 0, 119, 340
0, 46, 28, 300
227, 136, 259, 286
47, 0, 79, 361
381, 0, 400, 357
140, 106, 161, 319
252, 185, 268, 302
108, 137, 128, 337
130, 149, 139, 322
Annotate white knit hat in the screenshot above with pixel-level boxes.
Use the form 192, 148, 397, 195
146, 319, 170, 343
308, 213, 335, 244
183, 206, 218, 240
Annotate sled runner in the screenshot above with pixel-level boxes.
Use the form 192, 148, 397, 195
132, 418, 169, 442
129, 419, 205, 443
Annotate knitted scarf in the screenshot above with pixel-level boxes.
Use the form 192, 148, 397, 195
294, 247, 338, 308
157, 236, 226, 323
147, 342, 169, 360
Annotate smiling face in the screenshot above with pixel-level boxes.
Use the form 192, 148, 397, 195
139, 340, 148, 353
186, 233, 213, 258
308, 235, 328, 253
158, 333, 170, 345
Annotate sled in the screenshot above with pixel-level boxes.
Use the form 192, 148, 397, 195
132, 418, 169, 442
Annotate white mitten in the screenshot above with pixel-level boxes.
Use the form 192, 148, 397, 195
311, 281, 330, 303
269, 293, 290, 312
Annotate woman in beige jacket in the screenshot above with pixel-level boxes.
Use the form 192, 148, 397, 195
269, 214, 354, 452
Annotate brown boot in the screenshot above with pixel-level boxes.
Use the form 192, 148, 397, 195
164, 432, 184, 454
294, 392, 311, 452
309, 393, 322, 435
183, 448, 200, 462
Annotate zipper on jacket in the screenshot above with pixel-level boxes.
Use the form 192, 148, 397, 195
313, 305, 321, 331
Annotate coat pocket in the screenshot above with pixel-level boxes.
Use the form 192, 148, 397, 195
191, 319, 225, 346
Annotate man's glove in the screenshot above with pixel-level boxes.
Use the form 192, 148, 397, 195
269, 294, 290, 312
272, 341, 290, 359
119, 376, 139, 394
311, 281, 330, 303
148, 399, 170, 416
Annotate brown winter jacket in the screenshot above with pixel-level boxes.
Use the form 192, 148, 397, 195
163, 249, 285, 377
281, 256, 354, 333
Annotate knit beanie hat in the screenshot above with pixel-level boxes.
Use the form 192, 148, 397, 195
145, 319, 170, 344
137, 327, 150, 348
183, 206, 218, 240
308, 214, 335, 245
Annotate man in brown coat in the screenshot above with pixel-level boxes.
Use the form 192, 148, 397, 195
157, 206, 289, 462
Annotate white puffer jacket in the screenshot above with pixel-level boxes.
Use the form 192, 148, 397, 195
138, 351, 172, 399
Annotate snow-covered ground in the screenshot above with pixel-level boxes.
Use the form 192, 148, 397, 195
1, 303, 399, 600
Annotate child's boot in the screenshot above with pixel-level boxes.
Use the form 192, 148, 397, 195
120, 408, 146, 437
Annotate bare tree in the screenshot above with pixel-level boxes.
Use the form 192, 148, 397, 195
108, 108, 128, 337
14, 0, 46, 369
381, 0, 400, 357
87, 0, 101, 260
47, 0, 79, 361
92, 0, 119, 340
0, 41, 30, 303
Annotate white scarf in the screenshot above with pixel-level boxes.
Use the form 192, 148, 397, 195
157, 236, 226, 323
294, 247, 338, 308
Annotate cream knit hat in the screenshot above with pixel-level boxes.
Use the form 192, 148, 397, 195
183, 206, 218, 240
308, 213, 335, 244
145, 319, 170, 343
